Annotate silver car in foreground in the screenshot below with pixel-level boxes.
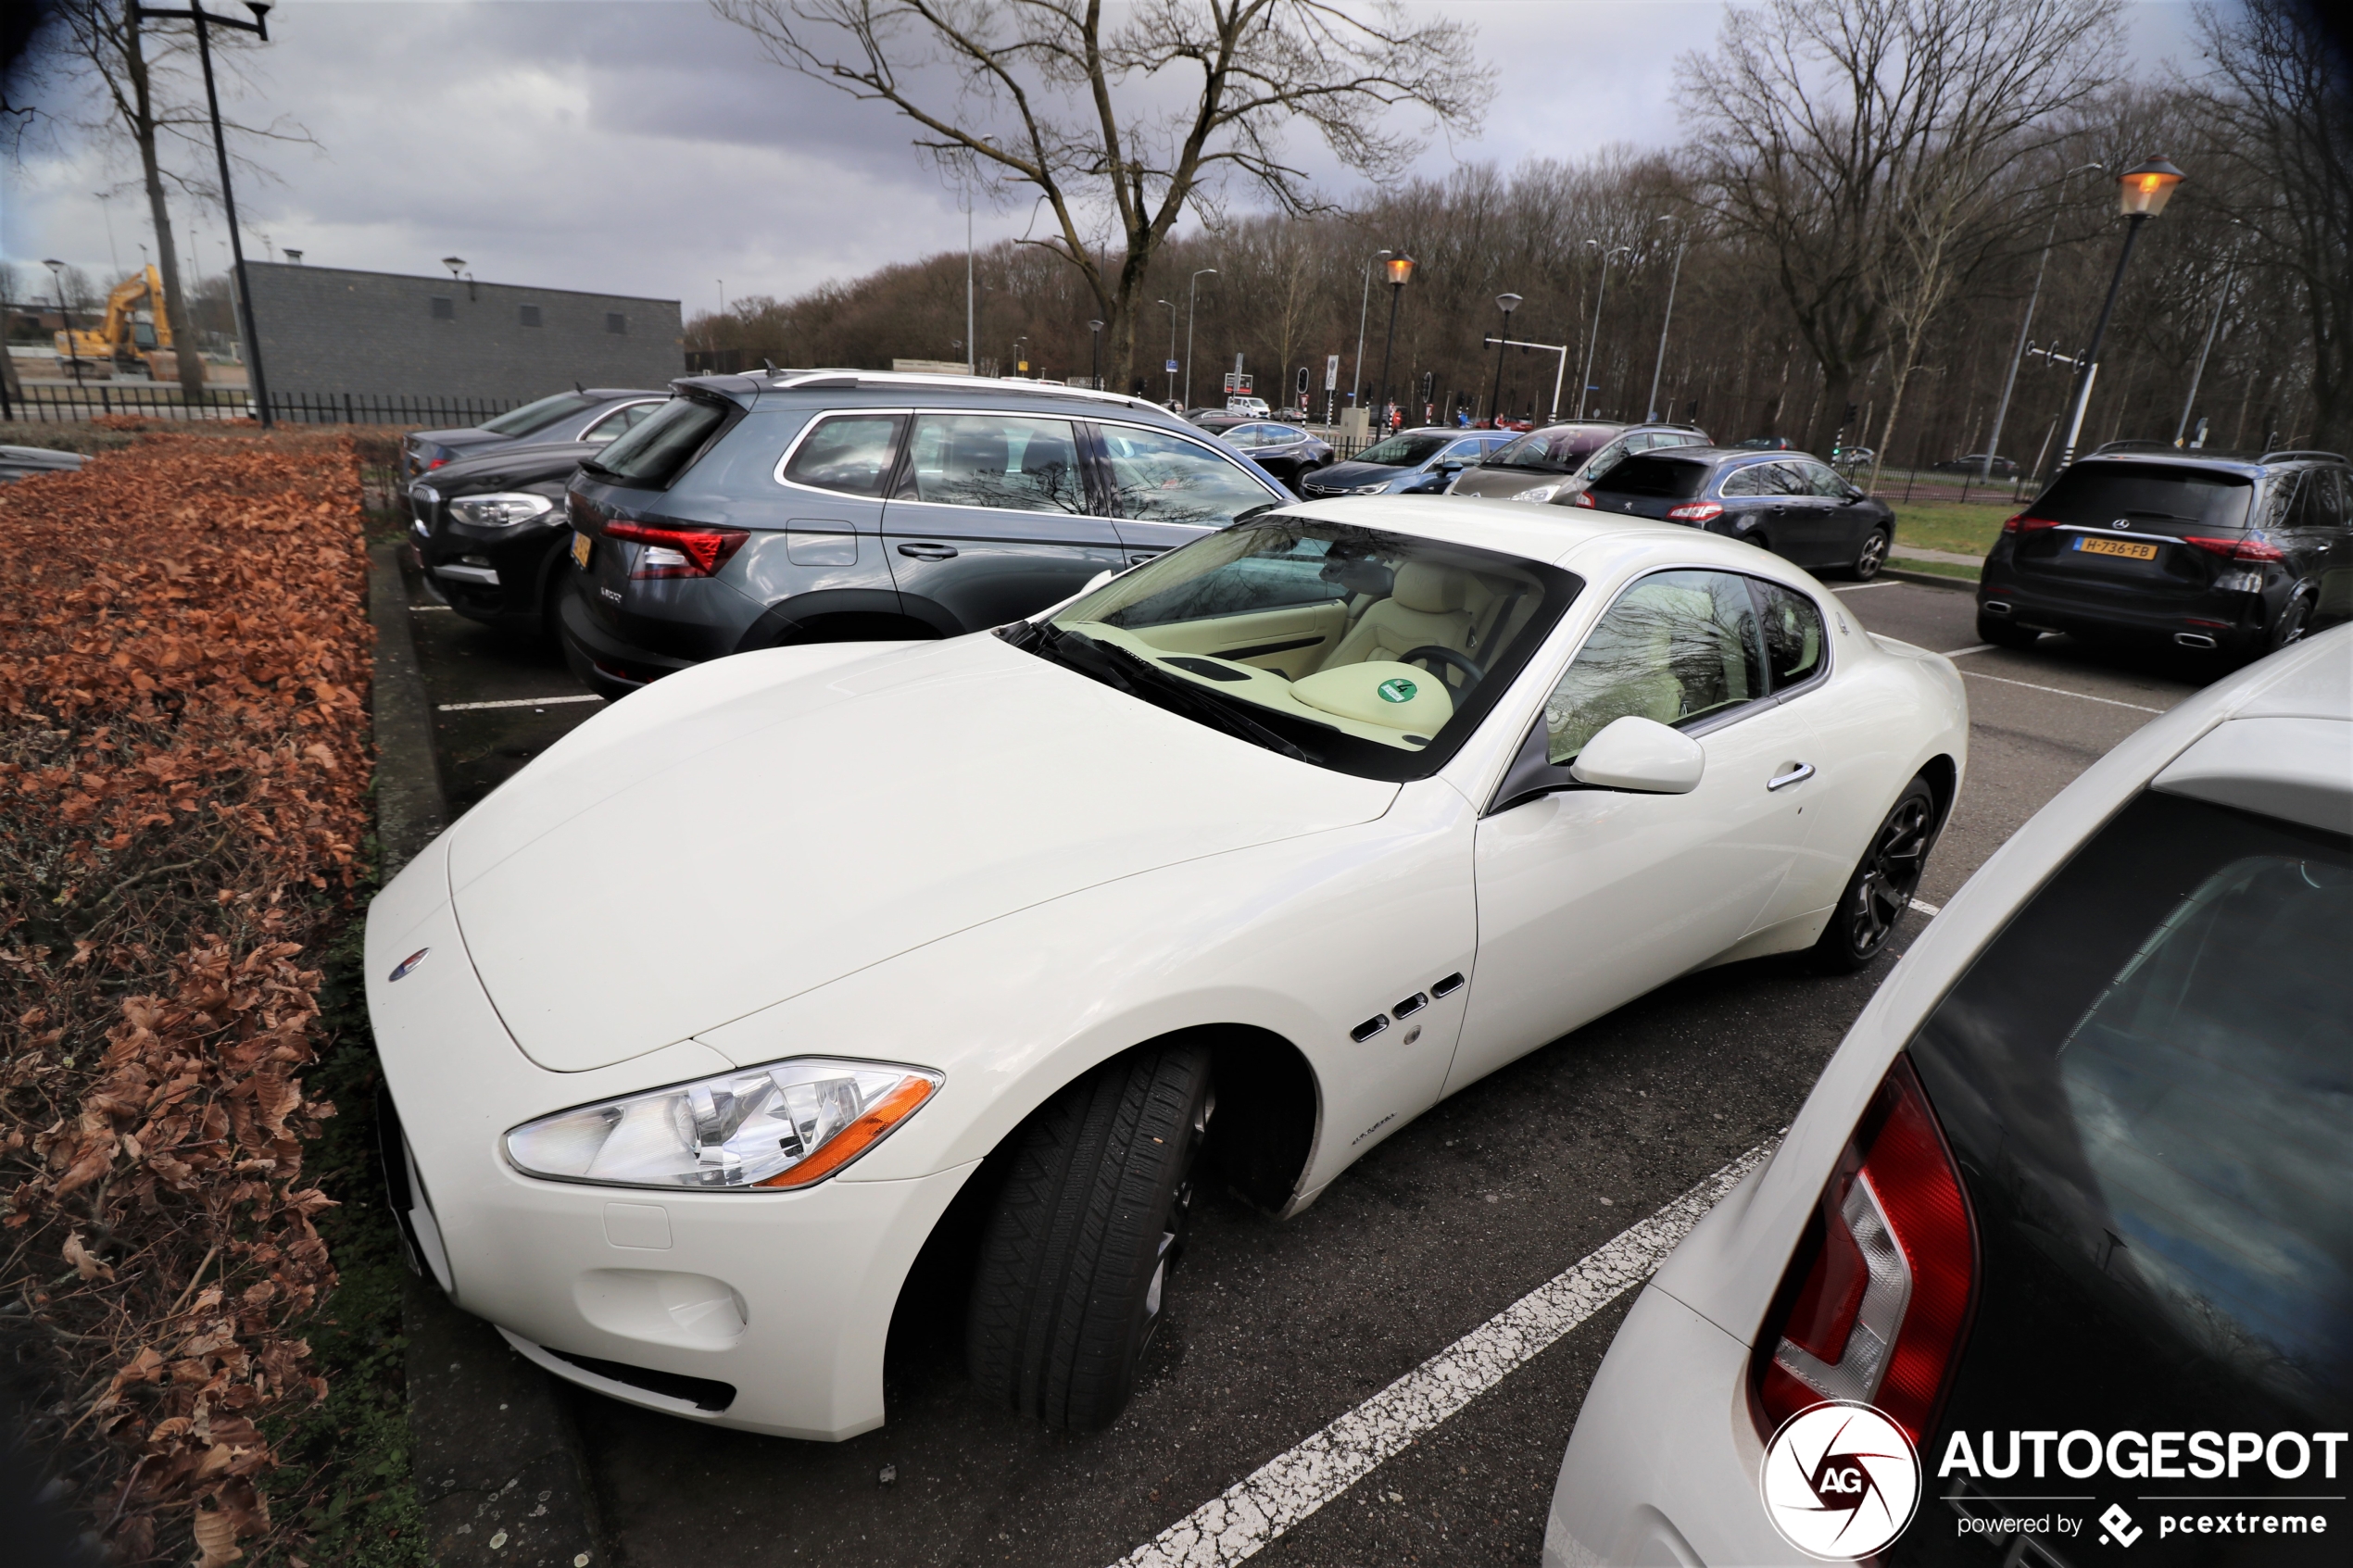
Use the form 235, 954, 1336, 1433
1545, 625, 2349, 1567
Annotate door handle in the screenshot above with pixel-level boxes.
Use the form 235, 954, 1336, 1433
897, 543, 958, 560
1767, 762, 1816, 791
1127, 550, 1162, 565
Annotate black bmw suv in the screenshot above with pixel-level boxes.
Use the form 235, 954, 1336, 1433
1977, 445, 2352, 660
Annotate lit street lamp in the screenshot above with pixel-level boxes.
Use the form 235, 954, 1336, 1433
132, 2, 277, 428
1486, 293, 1521, 427
1576, 242, 1630, 422
1350, 248, 1392, 413
1376, 255, 1416, 433
2057, 156, 2184, 471
1185, 268, 1217, 409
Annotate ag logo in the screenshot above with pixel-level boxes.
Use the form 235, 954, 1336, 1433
1759, 1400, 1920, 1561
1377, 677, 1418, 704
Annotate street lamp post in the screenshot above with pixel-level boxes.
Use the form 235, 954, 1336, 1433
1185, 268, 1217, 410
1088, 319, 1104, 392
1350, 249, 1393, 412
2057, 157, 2184, 471
44, 259, 85, 388
1486, 293, 1521, 426
132, 2, 276, 429
1575, 242, 1629, 421
1983, 162, 2102, 485
1156, 299, 1177, 405
1645, 216, 1685, 420
1376, 255, 1416, 433
2176, 243, 2238, 447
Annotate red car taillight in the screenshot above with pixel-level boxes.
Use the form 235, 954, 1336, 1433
1753, 1055, 1976, 1447
2000, 513, 2057, 534
1571, 491, 1598, 508
606, 520, 750, 579
1667, 501, 1724, 522
2182, 533, 2285, 562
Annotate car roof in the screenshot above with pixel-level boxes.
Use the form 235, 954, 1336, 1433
2070, 446, 2349, 480
1606, 445, 1795, 468
676, 369, 1179, 420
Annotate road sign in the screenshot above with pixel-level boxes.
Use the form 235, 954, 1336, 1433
1165, 359, 1179, 374
1324, 354, 1340, 391
1223, 371, 1253, 392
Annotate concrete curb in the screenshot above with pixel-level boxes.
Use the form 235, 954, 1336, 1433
368, 541, 608, 1568
1885, 564, 1979, 592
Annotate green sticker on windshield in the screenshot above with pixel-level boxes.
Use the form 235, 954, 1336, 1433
1378, 677, 1418, 704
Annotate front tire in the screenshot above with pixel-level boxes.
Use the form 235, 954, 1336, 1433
1812, 777, 1936, 972
965, 1044, 1214, 1430
1843, 526, 1892, 581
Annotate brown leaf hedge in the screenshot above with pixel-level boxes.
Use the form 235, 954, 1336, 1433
1, 432, 373, 1563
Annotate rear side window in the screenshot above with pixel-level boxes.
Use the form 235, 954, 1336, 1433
1752, 580, 1825, 688
782, 413, 907, 497
1907, 791, 2350, 1441
587, 395, 733, 488
1591, 455, 1708, 499
2031, 461, 2253, 531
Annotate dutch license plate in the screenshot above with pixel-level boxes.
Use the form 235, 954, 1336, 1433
2075, 535, 2159, 561
571, 531, 593, 569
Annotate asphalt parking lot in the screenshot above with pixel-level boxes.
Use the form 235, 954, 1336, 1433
395, 562, 2213, 1568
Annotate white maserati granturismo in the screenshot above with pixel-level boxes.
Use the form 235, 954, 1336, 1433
366, 496, 1967, 1440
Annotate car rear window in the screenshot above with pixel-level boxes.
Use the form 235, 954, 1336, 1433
2030, 461, 2254, 531
1485, 426, 1618, 471
481, 391, 601, 437
1590, 454, 1708, 499
585, 395, 734, 488
1906, 789, 2350, 1433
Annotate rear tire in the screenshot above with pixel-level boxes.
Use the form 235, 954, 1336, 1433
1975, 609, 2041, 650
2265, 588, 2314, 655
965, 1044, 1214, 1431
1812, 778, 1936, 972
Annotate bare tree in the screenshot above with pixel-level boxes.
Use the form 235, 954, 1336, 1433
711, 0, 1488, 391
2190, 0, 2353, 448
1679, 0, 2122, 454
44, 1, 305, 400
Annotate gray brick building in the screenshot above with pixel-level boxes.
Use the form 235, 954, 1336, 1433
244, 263, 683, 399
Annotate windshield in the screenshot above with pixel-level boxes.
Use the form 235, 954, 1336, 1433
1485, 426, 1618, 472
2031, 462, 2254, 530
1354, 433, 1454, 469
482, 392, 601, 437
1010, 518, 1580, 782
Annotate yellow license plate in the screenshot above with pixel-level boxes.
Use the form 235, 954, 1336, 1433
571, 531, 593, 569
2076, 535, 2159, 560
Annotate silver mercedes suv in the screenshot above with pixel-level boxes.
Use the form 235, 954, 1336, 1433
558, 371, 1292, 697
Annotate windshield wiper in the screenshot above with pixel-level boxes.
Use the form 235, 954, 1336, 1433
1026, 626, 1315, 763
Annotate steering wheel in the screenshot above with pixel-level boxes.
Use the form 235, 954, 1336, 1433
1397, 645, 1485, 686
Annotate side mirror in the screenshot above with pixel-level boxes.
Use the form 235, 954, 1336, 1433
1569, 716, 1705, 794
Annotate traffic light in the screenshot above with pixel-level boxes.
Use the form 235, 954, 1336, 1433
1296, 365, 1310, 395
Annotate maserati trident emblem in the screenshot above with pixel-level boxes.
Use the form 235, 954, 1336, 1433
389, 947, 430, 982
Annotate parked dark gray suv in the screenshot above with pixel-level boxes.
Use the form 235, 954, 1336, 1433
559, 373, 1293, 696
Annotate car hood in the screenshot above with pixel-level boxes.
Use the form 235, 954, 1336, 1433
1308, 459, 1415, 489
423, 441, 600, 491
1450, 465, 1571, 498
445, 634, 1399, 1072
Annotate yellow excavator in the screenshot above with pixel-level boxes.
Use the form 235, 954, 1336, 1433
53, 265, 182, 380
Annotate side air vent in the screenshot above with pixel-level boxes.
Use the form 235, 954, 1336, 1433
1350, 1015, 1389, 1043
1393, 992, 1428, 1018
1430, 972, 1466, 997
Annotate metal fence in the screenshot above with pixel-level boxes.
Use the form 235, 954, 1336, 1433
0, 383, 526, 429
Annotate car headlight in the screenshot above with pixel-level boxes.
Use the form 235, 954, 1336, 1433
1510, 483, 1565, 503
504, 1058, 942, 1191
410, 483, 441, 505
447, 492, 557, 529
1354, 480, 1391, 495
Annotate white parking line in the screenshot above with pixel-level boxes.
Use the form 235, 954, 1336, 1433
1939, 644, 1994, 658
1959, 671, 2163, 714
435, 695, 606, 712
1111, 1146, 1774, 1568
1909, 897, 1942, 916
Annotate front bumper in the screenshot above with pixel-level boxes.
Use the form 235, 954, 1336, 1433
365, 834, 976, 1439
1542, 1283, 1779, 1566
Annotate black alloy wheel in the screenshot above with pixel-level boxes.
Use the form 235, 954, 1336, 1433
2265, 588, 2314, 655
1845, 526, 1892, 581
1975, 609, 2041, 650
965, 1043, 1214, 1431
1813, 777, 1937, 972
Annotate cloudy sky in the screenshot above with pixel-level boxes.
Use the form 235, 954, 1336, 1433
8, 0, 2197, 312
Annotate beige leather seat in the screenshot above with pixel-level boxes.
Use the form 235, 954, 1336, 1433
1324, 562, 1478, 672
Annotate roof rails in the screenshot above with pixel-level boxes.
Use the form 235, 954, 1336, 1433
2259, 448, 2348, 465
762, 368, 1158, 412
